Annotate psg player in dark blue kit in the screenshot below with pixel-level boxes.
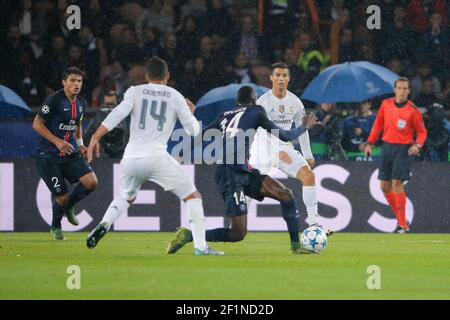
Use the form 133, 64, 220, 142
167, 86, 322, 254
33, 67, 98, 240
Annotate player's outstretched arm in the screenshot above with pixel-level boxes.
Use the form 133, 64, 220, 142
176, 97, 200, 137
258, 109, 318, 142
32, 114, 74, 155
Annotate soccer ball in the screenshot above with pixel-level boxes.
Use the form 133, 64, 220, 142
301, 226, 328, 253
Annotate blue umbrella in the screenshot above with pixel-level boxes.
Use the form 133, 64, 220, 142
301, 61, 399, 104
195, 83, 269, 125
0, 85, 31, 118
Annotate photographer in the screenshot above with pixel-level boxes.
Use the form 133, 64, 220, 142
84, 91, 129, 159
422, 103, 449, 162
309, 102, 346, 160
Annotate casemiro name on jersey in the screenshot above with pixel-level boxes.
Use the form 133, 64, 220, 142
142, 89, 172, 98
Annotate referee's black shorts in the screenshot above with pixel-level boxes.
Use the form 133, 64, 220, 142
378, 142, 412, 181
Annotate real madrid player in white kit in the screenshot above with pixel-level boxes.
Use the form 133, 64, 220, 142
249, 62, 323, 229
85, 57, 223, 255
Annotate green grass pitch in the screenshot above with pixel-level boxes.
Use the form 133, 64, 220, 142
1, 232, 449, 299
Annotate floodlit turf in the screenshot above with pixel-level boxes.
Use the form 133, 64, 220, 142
0, 232, 449, 299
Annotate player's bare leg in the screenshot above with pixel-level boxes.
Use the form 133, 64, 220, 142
86, 196, 134, 249
166, 191, 224, 256
295, 164, 318, 224
295, 164, 334, 237
259, 176, 314, 254
64, 172, 98, 226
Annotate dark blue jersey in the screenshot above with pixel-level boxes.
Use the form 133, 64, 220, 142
205, 105, 307, 170
36, 89, 87, 156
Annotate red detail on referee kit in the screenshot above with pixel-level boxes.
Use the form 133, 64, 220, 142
367, 98, 427, 146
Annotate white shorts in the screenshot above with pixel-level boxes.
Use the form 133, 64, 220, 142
249, 144, 309, 179
119, 153, 196, 201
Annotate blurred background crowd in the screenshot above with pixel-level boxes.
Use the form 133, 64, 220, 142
0, 0, 449, 160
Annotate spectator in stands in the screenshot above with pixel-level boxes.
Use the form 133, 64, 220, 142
235, 15, 261, 63
136, 0, 174, 40
1, 24, 35, 87
79, 25, 101, 83
231, 53, 255, 84
283, 47, 305, 96
159, 32, 183, 85
422, 103, 449, 161
309, 102, 341, 145
85, 0, 110, 39
293, 31, 327, 85
178, 56, 211, 103
339, 28, 358, 62
358, 44, 375, 62
383, 4, 414, 62
14, 50, 45, 106
115, 28, 143, 71
176, 15, 202, 62
414, 77, 442, 109
40, 33, 67, 93
128, 65, 147, 86
200, 0, 233, 37
109, 60, 131, 97
411, 62, 442, 99
388, 57, 406, 77
406, 0, 448, 33
341, 101, 377, 152
419, 13, 449, 82
440, 82, 450, 109
142, 26, 162, 60
179, 0, 206, 21
12, 0, 53, 58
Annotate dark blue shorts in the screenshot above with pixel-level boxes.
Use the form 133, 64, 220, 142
35, 153, 93, 196
215, 165, 267, 217
378, 143, 412, 181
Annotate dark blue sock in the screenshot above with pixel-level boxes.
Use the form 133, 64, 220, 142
67, 184, 94, 208
206, 228, 231, 242
52, 202, 65, 228
281, 199, 300, 243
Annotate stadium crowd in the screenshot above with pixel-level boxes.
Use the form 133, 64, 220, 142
0, 0, 449, 160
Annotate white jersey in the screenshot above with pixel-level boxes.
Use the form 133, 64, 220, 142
102, 83, 199, 158
251, 90, 313, 160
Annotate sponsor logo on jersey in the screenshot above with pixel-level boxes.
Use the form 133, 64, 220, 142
273, 119, 292, 125
397, 119, 407, 129
59, 120, 77, 131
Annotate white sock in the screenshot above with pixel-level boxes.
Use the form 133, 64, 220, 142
101, 198, 130, 231
186, 198, 208, 251
303, 186, 319, 225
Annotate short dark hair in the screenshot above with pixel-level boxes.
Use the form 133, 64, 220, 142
145, 56, 168, 80
63, 67, 83, 80
236, 86, 256, 105
271, 62, 289, 74
102, 90, 121, 105
394, 76, 410, 88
